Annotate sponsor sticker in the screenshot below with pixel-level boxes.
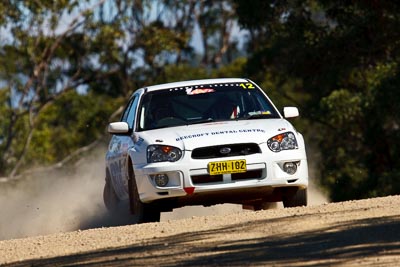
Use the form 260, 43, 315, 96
175, 129, 265, 141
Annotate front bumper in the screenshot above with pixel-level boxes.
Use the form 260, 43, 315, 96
134, 144, 308, 204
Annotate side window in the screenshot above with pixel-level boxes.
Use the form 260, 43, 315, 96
122, 94, 140, 129
121, 99, 133, 122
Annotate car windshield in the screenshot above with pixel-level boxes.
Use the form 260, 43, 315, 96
138, 82, 280, 131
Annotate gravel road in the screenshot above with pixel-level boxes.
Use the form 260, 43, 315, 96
1, 195, 399, 266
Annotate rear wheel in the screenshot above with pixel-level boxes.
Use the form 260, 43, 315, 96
103, 171, 119, 212
283, 188, 307, 208
128, 164, 160, 223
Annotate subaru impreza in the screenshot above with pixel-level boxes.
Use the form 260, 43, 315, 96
104, 78, 309, 223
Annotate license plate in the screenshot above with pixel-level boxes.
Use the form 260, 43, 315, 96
208, 159, 246, 175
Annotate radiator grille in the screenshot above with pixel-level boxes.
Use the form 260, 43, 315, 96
191, 143, 261, 159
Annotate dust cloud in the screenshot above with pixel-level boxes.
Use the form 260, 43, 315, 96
0, 148, 109, 240
0, 146, 329, 241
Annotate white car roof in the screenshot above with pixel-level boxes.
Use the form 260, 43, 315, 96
144, 78, 250, 92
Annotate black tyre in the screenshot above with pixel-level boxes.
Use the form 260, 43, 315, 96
103, 171, 120, 212
128, 164, 160, 223
283, 188, 307, 208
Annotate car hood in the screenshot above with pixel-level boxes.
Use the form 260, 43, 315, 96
139, 119, 295, 150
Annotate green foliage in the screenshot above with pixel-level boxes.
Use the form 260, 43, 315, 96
321, 89, 363, 127
0, 89, 11, 171
214, 57, 247, 78
154, 64, 209, 84
26, 91, 120, 166
234, 0, 400, 200
136, 21, 190, 66
0, 0, 242, 176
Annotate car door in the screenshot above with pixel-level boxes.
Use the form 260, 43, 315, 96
107, 93, 140, 200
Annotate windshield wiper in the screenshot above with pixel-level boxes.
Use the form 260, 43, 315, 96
188, 118, 214, 125
240, 113, 278, 120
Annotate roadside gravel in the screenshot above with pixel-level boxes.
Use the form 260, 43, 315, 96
1, 195, 399, 266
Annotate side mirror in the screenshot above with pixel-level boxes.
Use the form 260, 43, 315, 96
283, 107, 299, 118
108, 122, 129, 134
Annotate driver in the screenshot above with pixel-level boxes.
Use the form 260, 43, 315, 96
151, 102, 175, 127
212, 96, 240, 120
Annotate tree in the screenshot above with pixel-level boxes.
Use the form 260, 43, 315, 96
0, 0, 243, 177
234, 0, 400, 200
0, 0, 107, 177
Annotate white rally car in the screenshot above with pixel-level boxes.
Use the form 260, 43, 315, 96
104, 78, 308, 223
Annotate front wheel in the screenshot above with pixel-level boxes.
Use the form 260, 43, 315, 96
283, 188, 307, 208
103, 171, 119, 212
128, 167, 160, 223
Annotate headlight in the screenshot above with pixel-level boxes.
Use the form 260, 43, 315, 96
147, 145, 182, 163
267, 132, 298, 152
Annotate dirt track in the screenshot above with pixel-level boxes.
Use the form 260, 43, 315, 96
1, 195, 399, 266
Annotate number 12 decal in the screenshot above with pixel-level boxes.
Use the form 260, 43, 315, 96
239, 83, 255, 89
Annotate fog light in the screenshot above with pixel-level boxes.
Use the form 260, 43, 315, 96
153, 174, 169, 187
283, 162, 298, 175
